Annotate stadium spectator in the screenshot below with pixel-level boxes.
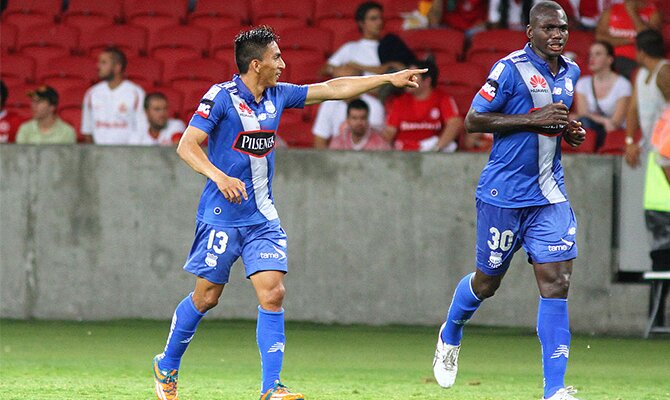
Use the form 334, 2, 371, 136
16, 86, 76, 145
321, 1, 411, 78
150, 25, 425, 400
384, 59, 463, 152
595, 0, 662, 79
488, 0, 535, 30
573, 41, 632, 150
624, 29, 670, 312
0, 80, 27, 143
81, 47, 146, 145
432, 3, 586, 400
427, 0, 487, 36
328, 99, 391, 151
129, 93, 186, 146
312, 93, 385, 149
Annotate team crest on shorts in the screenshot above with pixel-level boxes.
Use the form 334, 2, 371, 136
205, 252, 218, 267
488, 251, 503, 268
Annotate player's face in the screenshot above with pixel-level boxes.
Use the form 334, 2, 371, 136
258, 41, 285, 88
97, 52, 117, 81
146, 98, 169, 130
588, 43, 612, 73
346, 108, 369, 137
359, 8, 384, 39
527, 9, 569, 61
30, 98, 53, 120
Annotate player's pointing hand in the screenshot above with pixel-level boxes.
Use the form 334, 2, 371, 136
389, 68, 429, 88
215, 174, 248, 204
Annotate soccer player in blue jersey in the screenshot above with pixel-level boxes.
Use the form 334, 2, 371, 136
432, 2, 587, 400
151, 26, 424, 400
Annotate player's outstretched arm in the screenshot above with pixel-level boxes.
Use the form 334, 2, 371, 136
465, 102, 570, 134
304, 68, 427, 106
177, 126, 248, 204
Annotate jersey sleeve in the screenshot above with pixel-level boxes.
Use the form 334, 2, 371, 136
277, 83, 308, 109
471, 60, 515, 113
80, 88, 93, 135
189, 85, 228, 135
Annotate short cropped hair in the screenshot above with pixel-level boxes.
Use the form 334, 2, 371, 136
234, 26, 279, 74
347, 99, 370, 116
529, 1, 565, 26
102, 46, 127, 72
636, 29, 665, 59
144, 92, 168, 109
355, 1, 382, 23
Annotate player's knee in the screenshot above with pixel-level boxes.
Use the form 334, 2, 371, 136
259, 284, 285, 311
540, 274, 571, 298
472, 279, 500, 299
193, 292, 219, 312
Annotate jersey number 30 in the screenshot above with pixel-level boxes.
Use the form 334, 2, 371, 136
207, 229, 229, 254
488, 227, 514, 251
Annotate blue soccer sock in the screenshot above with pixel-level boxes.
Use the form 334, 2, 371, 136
158, 293, 206, 371
441, 273, 483, 345
537, 297, 571, 399
257, 306, 286, 393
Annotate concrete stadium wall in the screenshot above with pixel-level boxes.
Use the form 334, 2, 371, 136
0, 145, 652, 335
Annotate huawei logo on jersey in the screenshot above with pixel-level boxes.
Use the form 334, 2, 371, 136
233, 130, 276, 158
530, 75, 547, 89
238, 102, 254, 116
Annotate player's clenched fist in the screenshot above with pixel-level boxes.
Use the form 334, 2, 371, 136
214, 174, 248, 204
529, 102, 570, 132
563, 120, 586, 147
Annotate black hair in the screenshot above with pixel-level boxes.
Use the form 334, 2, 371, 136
355, 1, 382, 23
347, 98, 370, 115
636, 29, 665, 59
591, 40, 616, 71
144, 92, 168, 109
0, 80, 7, 109
412, 59, 438, 88
234, 25, 279, 74
102, 46, 128, 72
529, 1, 565, 26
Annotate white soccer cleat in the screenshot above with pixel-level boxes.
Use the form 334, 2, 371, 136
432, 322, 461, 388
543, 386, 580, 400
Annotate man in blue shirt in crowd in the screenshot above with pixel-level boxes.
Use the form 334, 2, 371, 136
432, 2, 587, 400
151, 25, 425, 400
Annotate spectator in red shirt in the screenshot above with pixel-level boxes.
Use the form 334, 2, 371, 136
329, 99, 391, 151
596, 0, 662, 79
0, 80, 27, 143
428, 0, 488, 36
384, 60, 464, 152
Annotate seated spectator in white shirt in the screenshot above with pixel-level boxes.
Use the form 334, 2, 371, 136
312, 93, 385, 149
329, 99, 391, 151
130, 92, 186, 146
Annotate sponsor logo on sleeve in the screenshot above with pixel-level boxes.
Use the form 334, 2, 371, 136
233, 130, 276, 157
196, 99, 214, 118
489, 63, 506, 80
478, 79, 499, 102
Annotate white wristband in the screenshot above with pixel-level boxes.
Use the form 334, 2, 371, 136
625, 136, 634, 145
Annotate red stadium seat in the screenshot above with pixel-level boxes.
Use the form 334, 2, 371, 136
165, 58, 228, 84
146, 86, 184, 118
438, 62, 487, 89
81, 24, 149, 57
5, 83, 38, 115
41, 76, 91, 94
280, 27, 334, 57
189, 15, 243, 35
2, 14, 54, 37
58, 85, 89, 109
1, 23, 18, 53
64, 0, 124, 21
3, 0, 62, 18
277, 109, 313, 148
384, 0, 423, 17
314, 1, 355, 22
124, 0, 189, 21
250, 0, 314, 24
40, 56, 98, 83
151, 48, 202, 86
150, 25, 211, 56
63, 15, 115, 43
20, 47, 71, 81
211, 26, 252, 58
59, 107, 86, 142
17, 24, 80, 53
564, 30, 594, 66
1, 54, 37, 84
190, 0, 249, 25
129, 15, 182, 52
126, 57, 165, 87
561, 128, 597, 154
384, 17, 404, 35
253, 17, 307, 34
440, 83, 477, 116
468, 51, 511, 71
171, 80, 214, 114
318, 19, 360, 52
597, 129, 628, 155
399, 29, 465, 63
468, 29, 528, 59
283, 50, 326, 84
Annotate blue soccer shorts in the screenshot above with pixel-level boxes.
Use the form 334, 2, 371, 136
183, 219, 288, 284
475, 199, 578, 276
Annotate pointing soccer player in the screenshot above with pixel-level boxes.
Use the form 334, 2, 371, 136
432, 2, 586, 400
151, 25, 425, 400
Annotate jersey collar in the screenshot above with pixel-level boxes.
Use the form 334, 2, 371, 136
523, 43, 568, 78
233, 74, 265, 105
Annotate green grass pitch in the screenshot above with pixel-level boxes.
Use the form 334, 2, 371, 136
0, 319, 668, 399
